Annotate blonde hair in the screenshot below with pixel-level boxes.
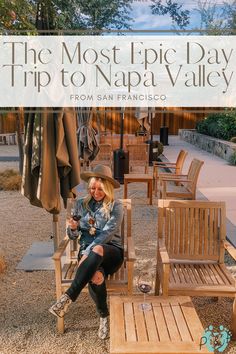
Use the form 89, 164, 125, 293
83, 177, 114, 215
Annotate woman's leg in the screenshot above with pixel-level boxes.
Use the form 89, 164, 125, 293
49, 247, 104, 319
66, 248, 103, 301
49, 244, 123, 320
88, 269, 108, 317
99, 244, 124, 276
88, 244, 124, 316
88, 244, 124, 339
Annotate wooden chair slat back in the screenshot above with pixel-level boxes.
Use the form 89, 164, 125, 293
158, 200, 226, 262
112, 136, 130, 150
175, 150, 188, 174
126, 143, 149, 161
100, 135, 112, 145
185, 159, 204, 194
95, 143, 112, 161
128, 135, 147, 144
120, 199, 132, 252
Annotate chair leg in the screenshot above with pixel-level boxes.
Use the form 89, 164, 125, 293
149, 182, 152, 205
55, 288, 65, 333
57, 317, 65, 334
232, 296, 236, 340
155, 274, 160, 295
152, 175, 155, 189
154, 177, 157, 197
124, 181, 128, 199
127, 263, 134, 295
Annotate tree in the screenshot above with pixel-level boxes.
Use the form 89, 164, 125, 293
16, 109, 24, 175
196, 0, 236, 34
150, 0, 190, 29
0, 0, 133, 32
225, 1, 236, 32
0, 0, 36, 32
50, 0, 133, 31
69, 0, 132, 31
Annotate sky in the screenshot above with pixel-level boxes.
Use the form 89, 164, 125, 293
129, 0, 227, 31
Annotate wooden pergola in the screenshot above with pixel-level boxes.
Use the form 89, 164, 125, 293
0, 107, 224, 135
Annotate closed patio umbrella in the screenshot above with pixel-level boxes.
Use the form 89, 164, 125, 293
77, 107, 99, 164
21, 107, 80, 249
135, 107, 151, 133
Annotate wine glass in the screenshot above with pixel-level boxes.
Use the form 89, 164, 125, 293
137, 271, 154, 311
66, 198, 81, 251
66, 198, 78, 222
66, 198, 74, 219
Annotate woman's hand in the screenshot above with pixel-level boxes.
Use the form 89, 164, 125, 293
68, 217, 79, 231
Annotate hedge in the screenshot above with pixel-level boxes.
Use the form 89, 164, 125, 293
196, 111, 236, 141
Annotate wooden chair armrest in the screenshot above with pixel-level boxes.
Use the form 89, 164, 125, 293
153, 161, 176, 166
224, 240, 236, 260
159, 172, 179, 178
158, 165, 177, 169
127, 237, 136, 261
155, 164, 177, 169
154, 166, 177, 176
158, 239, 170, 264
53, 237, 70, 261
159, 173, 188, 179
156, 239, 170, 296
160, 177, 192, 183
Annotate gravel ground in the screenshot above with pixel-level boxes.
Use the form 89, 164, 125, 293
0, 164, 236, 353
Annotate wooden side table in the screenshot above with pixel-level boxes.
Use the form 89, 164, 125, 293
124, 174, 153, 205
110, 295, 208, 354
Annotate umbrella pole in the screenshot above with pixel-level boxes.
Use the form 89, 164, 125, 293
52, 214, 60, 251
149, 107, 153, 142
120, 107, 125, 150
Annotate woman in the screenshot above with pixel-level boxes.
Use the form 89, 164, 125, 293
49, 165, 124, 340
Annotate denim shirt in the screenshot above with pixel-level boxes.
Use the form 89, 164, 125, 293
67, 197, 124, 256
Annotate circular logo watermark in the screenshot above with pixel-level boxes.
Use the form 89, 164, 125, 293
200, 325, 232, 352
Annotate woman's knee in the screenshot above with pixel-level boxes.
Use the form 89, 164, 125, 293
91, 270, 104, 285
92, 245, 104, 256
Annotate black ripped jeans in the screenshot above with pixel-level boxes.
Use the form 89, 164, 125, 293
66, 244, 124, 317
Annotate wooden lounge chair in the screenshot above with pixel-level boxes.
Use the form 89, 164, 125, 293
159, 158, 204, 200
126, 143, 149, 174
153, 149, 188, 196
155, 199, 236, 339
52, 199, 135, 333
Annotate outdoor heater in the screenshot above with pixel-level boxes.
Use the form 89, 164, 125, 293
160, 110, 169, 145
145, 107, 160, 164
113, 107, 129, 184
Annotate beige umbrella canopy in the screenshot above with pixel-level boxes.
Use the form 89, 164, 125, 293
21, 107, 80, 248
135, 107, 151, 133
